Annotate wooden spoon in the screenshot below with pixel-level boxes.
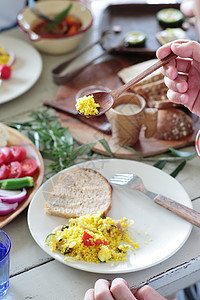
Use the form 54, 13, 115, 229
79, 52, 177, 117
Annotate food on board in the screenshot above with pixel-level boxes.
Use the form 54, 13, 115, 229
45, 168, 112, 218
75, 95, 100, 116
0, 178, 34, 215
45, 211, 139, 263
0, 200, 18, 216
154, 108, 194, 140
118, 59, 195, 140
124, 31, 146, 47
0, 146, 38, 179
0, 124, 9, 147
0, 177, 34, 190
156, 28, 189, 45
118, 59, 175, 109
156, 8, 184, 28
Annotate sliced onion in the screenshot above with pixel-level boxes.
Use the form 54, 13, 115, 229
0, 188, 27, 203
7, 51, 16, 66
0, 189, 22, 197
0, 199, 18, 215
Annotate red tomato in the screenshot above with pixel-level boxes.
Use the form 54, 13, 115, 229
0, 152, 6, 166
0, 164, 9, 180
8, 161, 23, 178
21, 158, 38, 177
10, 146, 27, 162
0, 147, 12, 164
82, 231, 94, 246
95, 239, 109, 246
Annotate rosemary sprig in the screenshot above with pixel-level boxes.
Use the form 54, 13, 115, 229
7, 109, 113, 178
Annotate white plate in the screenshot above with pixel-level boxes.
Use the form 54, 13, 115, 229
28, 159, 192, 274
0, 36, 42, 104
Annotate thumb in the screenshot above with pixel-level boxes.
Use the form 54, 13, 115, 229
171, 41, 200, 62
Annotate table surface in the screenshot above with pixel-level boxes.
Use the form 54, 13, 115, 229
1, 1, 200, 299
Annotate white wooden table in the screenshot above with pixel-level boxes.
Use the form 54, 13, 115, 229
1, 1, 200, 299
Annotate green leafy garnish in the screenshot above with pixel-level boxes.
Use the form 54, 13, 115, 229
170, 160, 186, 178
7, 109, 113, 178
45, 2, 73, 33
153, 160, 167, 170
168, 146, 196, 159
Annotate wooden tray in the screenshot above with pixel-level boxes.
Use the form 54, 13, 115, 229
99, 3, 198, 56
54, 57, 200, 159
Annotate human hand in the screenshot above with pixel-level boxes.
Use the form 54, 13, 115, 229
156, 40, 200, 116
84, 278, 167, 300
180, 0, 195, 17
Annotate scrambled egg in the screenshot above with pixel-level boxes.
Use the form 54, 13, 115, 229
46, 212, 139, 264
75, 94, 100, 116
0, 46, 11, 65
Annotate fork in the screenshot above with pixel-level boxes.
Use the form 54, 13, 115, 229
109, 173, 200, 228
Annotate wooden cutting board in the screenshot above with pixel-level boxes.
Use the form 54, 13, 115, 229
54, 57, 200, 159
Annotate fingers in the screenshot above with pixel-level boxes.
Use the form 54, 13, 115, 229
94, 279, 114, 300
84, 278, 138, 300
110, 278, 137, 300
157, 40, 200, 62
171, 41, 200, 62
156, 40, 189, 59
84, 288, 95, 300
164, 74, 188, 93
134, 285, 167, 300
167, 89, 189, 105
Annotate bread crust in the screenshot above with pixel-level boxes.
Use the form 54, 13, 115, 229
45, 168, 112, 218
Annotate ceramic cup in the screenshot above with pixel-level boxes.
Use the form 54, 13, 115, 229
0, 230, 11, 298
105, 93, 157, 146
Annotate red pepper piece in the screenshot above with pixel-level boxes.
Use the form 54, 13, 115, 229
82, 231, 94, 246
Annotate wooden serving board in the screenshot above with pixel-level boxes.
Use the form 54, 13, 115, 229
54, 57, 200, 159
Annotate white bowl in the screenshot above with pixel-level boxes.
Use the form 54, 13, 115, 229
17, 1, 93, 55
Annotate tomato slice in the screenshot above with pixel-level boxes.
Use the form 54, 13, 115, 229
10, 146, 27, 162
21, 158, 38, 177
8, 161, 23, 178
0, 152, 6, 166
0, 164, 10, 180
0, 147, 12, 164
82, 231, 94, 246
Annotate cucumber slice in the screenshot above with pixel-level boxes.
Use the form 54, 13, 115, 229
156, 8, 184, 28
124, 31, 146, 47
98, 245, 112, 263
45, 233, 56, 244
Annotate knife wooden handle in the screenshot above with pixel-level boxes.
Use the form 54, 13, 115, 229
154, 195, 200, 228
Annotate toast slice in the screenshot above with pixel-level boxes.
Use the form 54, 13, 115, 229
45, 168, 112, 218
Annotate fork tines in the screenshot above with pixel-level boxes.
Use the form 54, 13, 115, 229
109, 173, 134, 184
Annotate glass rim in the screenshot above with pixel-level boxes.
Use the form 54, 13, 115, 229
0, 229, 11, 261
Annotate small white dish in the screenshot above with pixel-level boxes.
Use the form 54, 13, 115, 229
0, 36, 42, 104
17, 1, 93, 55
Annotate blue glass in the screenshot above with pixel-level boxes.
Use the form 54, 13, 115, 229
0, 230, 11, 298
